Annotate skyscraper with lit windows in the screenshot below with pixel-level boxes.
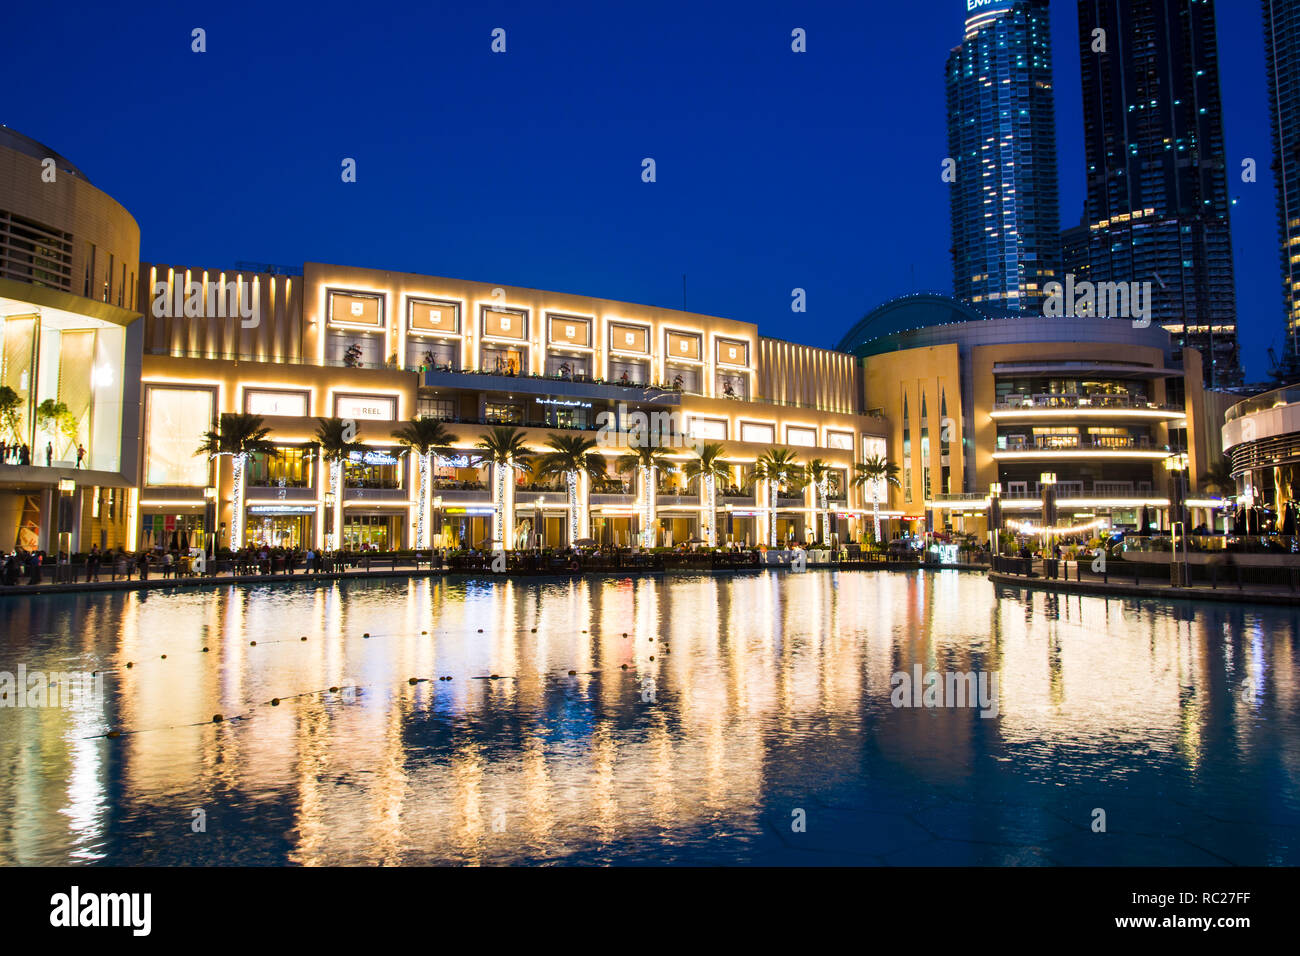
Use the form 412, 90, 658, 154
1263, 0, 1300, 376
1067, 0, 1240, 387
946, 0, 1061, 314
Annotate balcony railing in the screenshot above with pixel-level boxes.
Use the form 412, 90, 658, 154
994, 393, 1182, 413
997, 437, 1167, 452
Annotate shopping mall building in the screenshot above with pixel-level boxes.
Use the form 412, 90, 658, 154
838, 294, 1230, 538
0, 128, 141, 554
136, 260, 883, 551
0, 130, 1233, 553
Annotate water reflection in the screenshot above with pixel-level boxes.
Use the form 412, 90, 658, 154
0, 571, 1297, 865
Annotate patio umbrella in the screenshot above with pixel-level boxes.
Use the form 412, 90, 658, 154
1281, 502, 1297, 537
180, 529, 190, 552
168, 529, 179, 551
1139, 504, 1151, 534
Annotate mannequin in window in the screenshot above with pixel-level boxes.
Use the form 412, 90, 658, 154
723, 379, 735, 398
619, 370, 630, 386
673, 373, 684, 391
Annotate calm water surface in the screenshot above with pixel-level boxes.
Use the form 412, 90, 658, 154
1, 570, 1297, 865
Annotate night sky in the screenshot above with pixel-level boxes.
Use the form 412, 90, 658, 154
2, 0, 1281, 379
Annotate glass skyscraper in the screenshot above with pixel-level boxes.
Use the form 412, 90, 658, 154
946, 0, 1061, 314
1264, 0, 1300, 375
1067, 0, 1240, 387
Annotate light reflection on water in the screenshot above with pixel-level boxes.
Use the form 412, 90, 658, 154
0, 570, 1297, 866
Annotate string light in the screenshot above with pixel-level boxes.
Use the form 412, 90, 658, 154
1007, 517, 1110, 536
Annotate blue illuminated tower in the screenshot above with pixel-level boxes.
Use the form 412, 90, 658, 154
946, 0, 1061, 314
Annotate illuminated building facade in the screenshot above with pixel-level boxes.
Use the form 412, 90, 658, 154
1263, 0, 1300, 374
137, 261, 886, 551
1066, 0, 1240, 387
838, 293, 1222, 536
946, 0, 1061, 313
0, 129, 142, 555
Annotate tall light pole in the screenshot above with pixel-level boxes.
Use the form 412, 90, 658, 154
1164, 452, 1190, 585
58, 478, 75, 577
203, 485, 217, 560
988, 482, 1002, 556
1039, 472, 1057, 553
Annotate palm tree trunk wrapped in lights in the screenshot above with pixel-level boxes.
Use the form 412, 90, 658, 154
753, 448, 801, 548
616, 442, 673, 550
566, 470, 579, 543
684, 443, 729, 548
494, 462, 508, 545
852, 454, 901, 548
703, 473, 717, 545
230, 452, 247, 548
197, 413, 278, 552
392, 417, 459, 550
330, 458, 344, 547
314, 417, 366, 551
641, 465, 657, 547
416, 452, 431, 546
534, 433, 605, 547
819, 477, 830, 543
768, 478, 778, 546
474, 427, 534, 551
803, 458, 833, 545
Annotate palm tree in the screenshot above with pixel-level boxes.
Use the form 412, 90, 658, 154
534, 433, 606, 546
853, 454, 901, 545
1199, 455, 1236, 497
616, 443, 675, 547
392, 417, 460, 548
0, 385, 22, 446
197, 413, 278, 548
473, 426, 534, 549
751, 448, 801, 546
315, 417, 366, 550
803, 458, 834, 545
682, 442, 730, 546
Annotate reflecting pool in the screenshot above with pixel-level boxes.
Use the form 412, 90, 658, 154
0, 570, 1297, 865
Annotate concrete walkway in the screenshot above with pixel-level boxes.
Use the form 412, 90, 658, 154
988, 571, 1300, 607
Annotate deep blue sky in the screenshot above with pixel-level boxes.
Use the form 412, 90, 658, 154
2, 0, 1281, 379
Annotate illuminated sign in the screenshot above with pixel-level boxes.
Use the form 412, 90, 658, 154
535, 398, 591, 408
335, 395, 396, 420
245, 389, 309, 417
435, 454, 473, 468
248, 505, 317, 515
347, 450, 398, 466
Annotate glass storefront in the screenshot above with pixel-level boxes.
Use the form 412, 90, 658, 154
407, 338, 459, 371
481, 345, 527, 376
545, 352, 591, 379
247, 447, 313, 487
246, 515, 309, 549
142, 511, 210, 550
436, 514, 493, 549
343, 513, 402, 550
609, 358, 649, 385
344, 450, 402, 489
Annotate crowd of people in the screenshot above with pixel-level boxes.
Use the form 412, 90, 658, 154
0, 440, 87, 467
